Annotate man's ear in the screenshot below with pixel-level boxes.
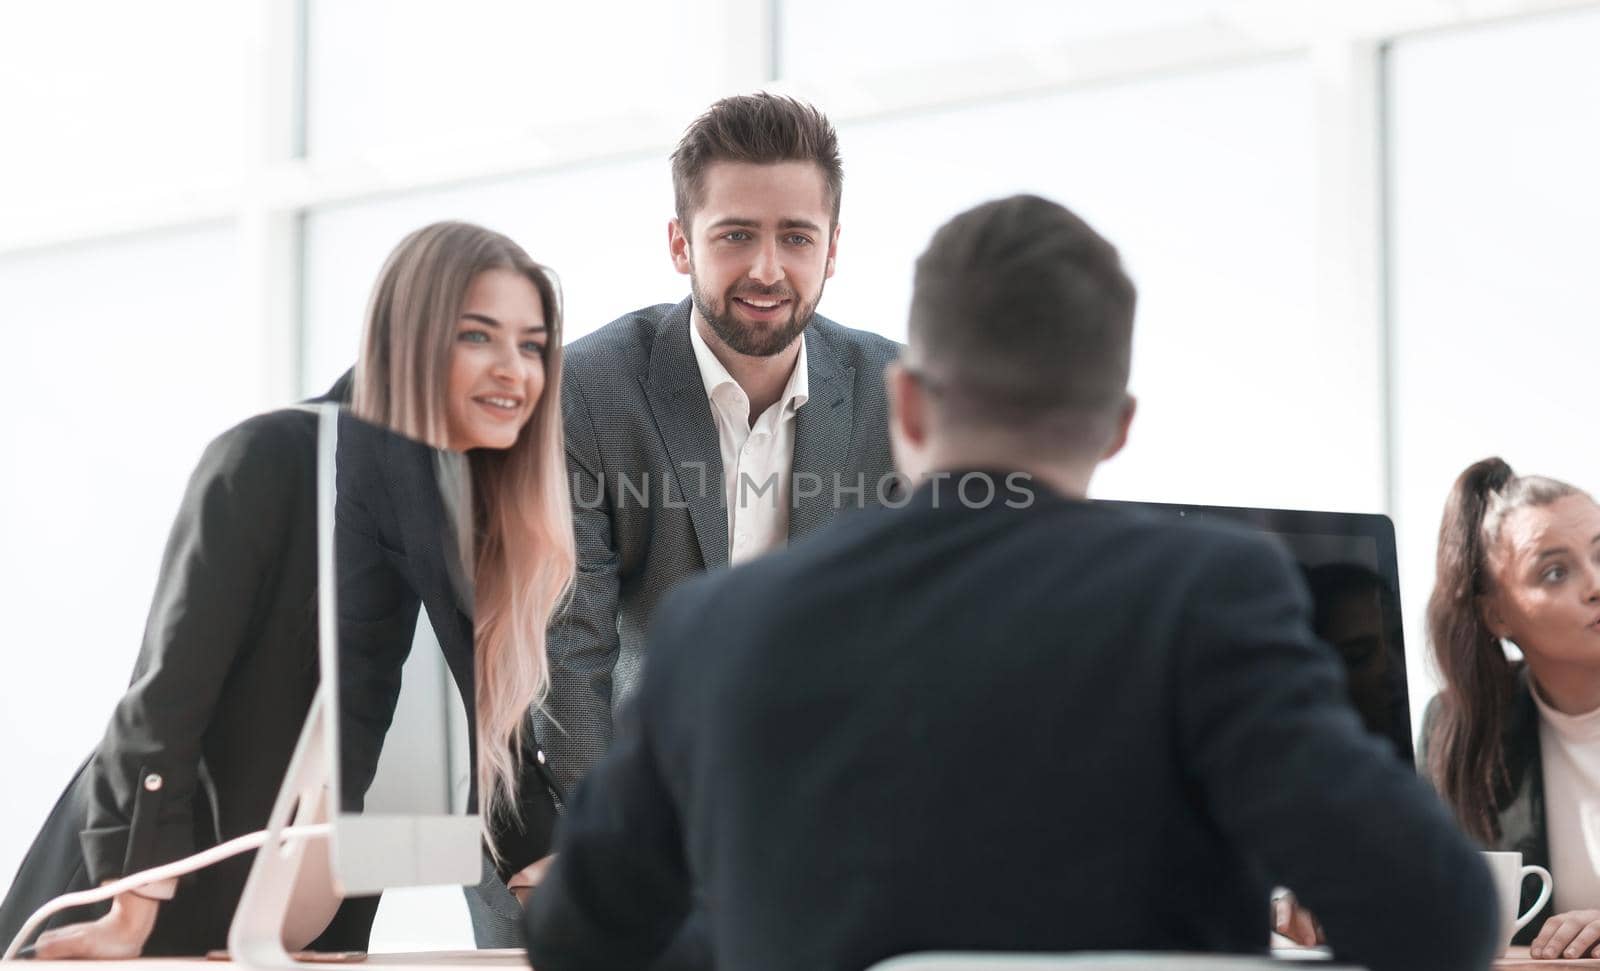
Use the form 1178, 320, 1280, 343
824, 223, 841, 280
885, 361, 929, 484
1099, 394, 1137, 461
886, 361, 927, 450
669, 218, 692, 275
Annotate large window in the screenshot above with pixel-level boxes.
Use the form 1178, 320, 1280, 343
780, 0, 1227, 82
1387, 5, 1600, 727
306, 0, 710, 160
826, 58, 1337, 512
0, 2, 247, 226
0, 225, 252, 881
302, 155, 681, 393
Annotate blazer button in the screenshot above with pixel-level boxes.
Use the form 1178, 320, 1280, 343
143, 774, 163, 792
536, 750, 546, 765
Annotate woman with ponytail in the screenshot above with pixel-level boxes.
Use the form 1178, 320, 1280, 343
0, 222, 573, 959
1420, 457, 1600, 959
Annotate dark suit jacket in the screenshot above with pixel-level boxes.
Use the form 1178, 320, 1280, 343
1418, 668, 1551, 944
525, 475, 1498, 971
332, 411, 563, 947
0, 382, 378, 955
0, 399, 564, 955
539, 299, 901, 799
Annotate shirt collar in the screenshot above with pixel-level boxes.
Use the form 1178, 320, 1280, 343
688, 320, 810, 416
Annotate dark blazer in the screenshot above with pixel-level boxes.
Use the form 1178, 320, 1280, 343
0, 400, 564, 955
0, 384, 378, 956
525, 476, 1499, 971
332, 412, 563, 948
1418, 668, 1551, 944
539, 298, 901, 799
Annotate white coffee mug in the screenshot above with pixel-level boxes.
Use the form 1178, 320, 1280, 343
1483, 850, 1554, 956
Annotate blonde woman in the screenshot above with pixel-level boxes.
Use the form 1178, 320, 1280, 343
345, 221, 575, 944
0, 222, 573, 958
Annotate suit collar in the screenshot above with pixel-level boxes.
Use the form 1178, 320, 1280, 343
642, 298, 866, 556
644, 300, 729, 567
687, 312, 811, 416
1501, 665, 1547, 856
646, 298, 849, 396
897, 468, 1063, 515
321, 368, 355, 405
378, 428, 477, 721
644, 299, 703, 394
788, 319, 858, 540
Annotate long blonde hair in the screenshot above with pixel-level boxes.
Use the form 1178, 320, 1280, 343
352, 221, 575, 852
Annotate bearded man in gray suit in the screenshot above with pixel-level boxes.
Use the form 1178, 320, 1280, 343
524, 92, 899, 864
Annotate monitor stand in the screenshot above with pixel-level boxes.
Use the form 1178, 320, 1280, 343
228, 694, 342, 969
231, 401, 346, 968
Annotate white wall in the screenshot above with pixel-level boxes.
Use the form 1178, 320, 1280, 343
0, 2, 247, 228
305, 0, 720, 159
1387, 4, 1600, 730
301, 157, 682, 393
0, 224, 268, 891
828, 59, 1358, 511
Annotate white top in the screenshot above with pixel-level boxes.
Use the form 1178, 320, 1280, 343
1531, 678, 1600, 913
688, 323, 809, 565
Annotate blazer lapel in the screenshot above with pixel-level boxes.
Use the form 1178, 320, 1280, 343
643, 300, 728, 568
790, 326, 856, 541
383, 429, 477, 725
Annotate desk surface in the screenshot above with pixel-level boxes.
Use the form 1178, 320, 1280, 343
1496, 947, 1600, 970
341, 952, 528, 968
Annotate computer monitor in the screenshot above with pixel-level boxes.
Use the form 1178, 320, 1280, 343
1096, 499, 1413, 765
229, 406, 479, 967
325, 408, 479, 895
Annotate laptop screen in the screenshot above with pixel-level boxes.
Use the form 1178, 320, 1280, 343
1097, 500, 1413, 765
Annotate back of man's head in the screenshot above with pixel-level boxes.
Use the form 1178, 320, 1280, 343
908, 194, 1136, 455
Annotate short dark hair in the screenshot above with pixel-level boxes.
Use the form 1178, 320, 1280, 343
907, 194, 1136, 447
670, 93, 843, 231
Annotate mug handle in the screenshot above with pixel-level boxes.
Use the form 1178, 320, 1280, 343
1513, 864, 1555, 934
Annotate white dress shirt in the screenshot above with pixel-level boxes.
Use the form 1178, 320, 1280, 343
688, 323, 809, 565
1531, 679, 1600, 913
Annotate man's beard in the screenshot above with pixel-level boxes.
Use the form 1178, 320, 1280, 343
691, 275, 823, 358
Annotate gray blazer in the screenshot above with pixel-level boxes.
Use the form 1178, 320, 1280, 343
539, 298, 901, 797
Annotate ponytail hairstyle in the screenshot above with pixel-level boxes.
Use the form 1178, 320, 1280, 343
352, 222, 575, 859
1426, 457, 1583, 843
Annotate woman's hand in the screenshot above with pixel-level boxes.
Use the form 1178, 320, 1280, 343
1272, 890, 1325, 947
32, 892, 159, 960
507, 854, 557, 906
1531, 910, 1600, 959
